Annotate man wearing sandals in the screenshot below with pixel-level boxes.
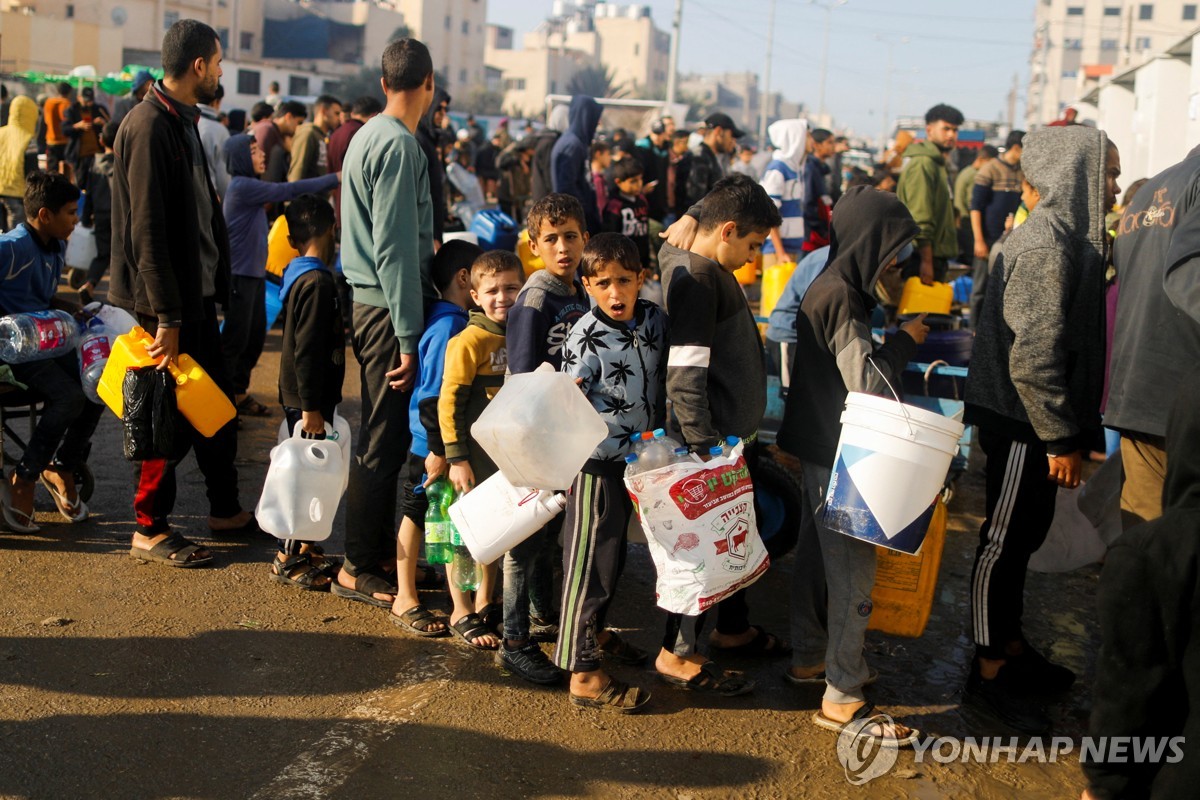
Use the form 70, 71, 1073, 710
110, 19, 256, 567
0, 172, 102, 531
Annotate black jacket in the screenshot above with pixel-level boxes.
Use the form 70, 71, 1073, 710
1085, 368, 1200, 800
416, 88, 450, 242
82, 153, 114, 227
279, 266, 345, 415
777, 186, 919, 467
109, 84, 231, 324
686, 141, 723, 209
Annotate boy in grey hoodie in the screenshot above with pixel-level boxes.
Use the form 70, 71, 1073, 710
964, 126, 1121, 734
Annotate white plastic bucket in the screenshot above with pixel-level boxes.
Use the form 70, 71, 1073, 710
448, 471, 566, 565
823, 392, 965, 554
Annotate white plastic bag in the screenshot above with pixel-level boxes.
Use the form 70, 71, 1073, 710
65, 224, 96, 269
256, 424, 345, 541
448, 471, 566, 565
1028, 483, 1118, 573
471, 364, 608, 490
625, 442, 770, 615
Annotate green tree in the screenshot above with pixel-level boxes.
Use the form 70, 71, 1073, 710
462, 85, 505, 116
566, 65, 627, 99
328, 66, 385, 107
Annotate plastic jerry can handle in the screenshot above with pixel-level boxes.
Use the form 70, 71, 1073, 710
309, 496, 324, 523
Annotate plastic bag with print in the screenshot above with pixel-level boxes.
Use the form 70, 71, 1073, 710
624, 441, 770, 615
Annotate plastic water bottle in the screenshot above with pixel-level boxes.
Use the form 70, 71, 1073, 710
77, 319, 113, 405
424, 478, 454, 565
623, 451, 641, 478
640, 429, 676, 471
82, 301, 137, 337
0, 310, 80, 363
709, 445, 724, 460
451, 527, 479, 591
721, 435, 741, 457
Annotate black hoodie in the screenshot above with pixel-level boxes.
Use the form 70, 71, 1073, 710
1084, 368, 1200, 799
416, 88, 450, 242
777, 186, 920, 467
551, 96, 603, 234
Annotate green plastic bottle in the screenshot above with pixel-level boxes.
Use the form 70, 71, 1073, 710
424, 478, 453, 565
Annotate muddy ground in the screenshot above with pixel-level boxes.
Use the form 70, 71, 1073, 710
0, 303, 1101, 800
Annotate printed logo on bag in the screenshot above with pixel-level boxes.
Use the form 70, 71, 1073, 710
670, 459, 752, 520
713, 516, 751, 571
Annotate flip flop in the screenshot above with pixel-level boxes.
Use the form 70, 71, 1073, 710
129, 532, 213, 568
570, 678, 651, 714
0, 481, 40, 533
811, 702, 920, 748
389, 605, 449, 638
658, 661, 756, 697
39, 472, 88, 523
331, 570, 397, 608
709, 625, 792, 658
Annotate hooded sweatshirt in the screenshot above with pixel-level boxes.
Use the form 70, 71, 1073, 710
964, 126, 1109, 455
896, 140, 958, 259
661, 241, 767, 449
438, 310, 506, 480
198, 104, 230, 197
1084, 368, 1200, 799
1104, 149, 1200, 439
221, 134, 339, 280
531, 104, 570, 204
506, 268, 590, 374
415, 87, 450, 242
760, 119, 808, 255
278, 255, 344, 415
776, 187, 920, 466
0, 96, 37, 199
551, 96, 603, 234
409, 299, 469, 459
0, 223, 65, 315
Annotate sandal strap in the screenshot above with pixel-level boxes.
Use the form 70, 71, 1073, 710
594, 679, 647, 709
148, 532, 203, 562
451, 613, 492, 642
354, 570, 397, 597
275, 552, 313, 574
401, 605, 441, 631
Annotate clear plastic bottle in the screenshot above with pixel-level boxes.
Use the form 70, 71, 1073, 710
623, 451, 641, 478
0, 310, 80, 364
450, 527, 479, 591
640, 429, 676, 471
709, 445, 724, 460
423, 478, 454, 565
77, 319, 113, 405
721, 435, 741, 457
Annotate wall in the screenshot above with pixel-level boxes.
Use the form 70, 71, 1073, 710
0, 11, 124, 74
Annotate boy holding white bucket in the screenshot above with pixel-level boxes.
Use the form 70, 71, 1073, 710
963, 127, 1120, 734
777, 185, 929, 746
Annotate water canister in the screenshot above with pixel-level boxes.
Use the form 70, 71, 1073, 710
256, 425, 345, 541
469, 209, 519, 252
898, 277, 953, 316
277, 411, 352, 492
448, 470, 567, 565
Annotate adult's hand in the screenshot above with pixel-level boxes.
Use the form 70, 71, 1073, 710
661, 215, 698, 249
919, 256, 935, 286
387, 352, 416, 391
1047, 452, 1082, 489
973, 240, 990, 259
147, 326, 180, 369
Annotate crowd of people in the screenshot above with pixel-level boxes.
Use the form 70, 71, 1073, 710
0, 17, 1197, 796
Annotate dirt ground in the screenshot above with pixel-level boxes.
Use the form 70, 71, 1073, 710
0, 308, 1102, 800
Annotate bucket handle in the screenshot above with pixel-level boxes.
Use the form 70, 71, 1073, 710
866, 355, 917, 439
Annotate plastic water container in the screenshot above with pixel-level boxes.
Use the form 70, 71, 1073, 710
448, 470, 567, 565
64, 223, 96, 269
823, 392, 964, 554
517, 228, 545, 277
471, 363, 608, 490
0, 310, 80, 363
760, 261, 797, 319
734, 254, 759, 287
96, 326, 236, 437
277, 411, 352, 491
898, 277, 953, 315
255, 425, 345, 541
867, 499, 947, 638
83, 302, 138, 338
468, 208, 519, 252
265, 215, 298, 280
77, 319, 113, 405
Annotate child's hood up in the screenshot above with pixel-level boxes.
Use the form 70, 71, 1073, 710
567, 95, 602, 144
1020, 126, 1110, 251
825, 185, 919, 299
4, 96, 38, 137
767, 118, 808, 172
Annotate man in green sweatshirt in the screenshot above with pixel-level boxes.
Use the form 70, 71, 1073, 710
897, 103, 963, 285
336, 38, 436, 608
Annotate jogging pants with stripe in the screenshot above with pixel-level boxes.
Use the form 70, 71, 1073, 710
555, 470, 630, 673
970, 426, 1058, 660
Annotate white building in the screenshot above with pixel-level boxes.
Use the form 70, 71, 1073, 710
1027, 0, 1200, 128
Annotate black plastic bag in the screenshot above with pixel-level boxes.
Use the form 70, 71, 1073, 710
122, 367, 185, 461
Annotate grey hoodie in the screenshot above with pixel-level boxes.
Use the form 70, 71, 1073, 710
964, 126, 1109, 454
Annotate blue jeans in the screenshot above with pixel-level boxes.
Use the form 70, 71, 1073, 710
502, 524, 556, 641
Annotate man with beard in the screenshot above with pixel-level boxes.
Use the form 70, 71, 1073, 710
686, 112, 743, 209
897, 103, 963, 284
110, 18, 255, 567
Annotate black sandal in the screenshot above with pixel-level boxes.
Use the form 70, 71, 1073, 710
479, 602, 502, 633
450, 612, 499, 649
658, 661, 756, 697
709, 625, 792, 658
270, 552, 333, 591
389, 605, 449, 637
128, 532, 213, 568
570, 678, 651, 714
331, 569, 397, 608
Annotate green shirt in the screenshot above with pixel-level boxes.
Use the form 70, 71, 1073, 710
339, 114, 434, 353
953, 164, 978, 219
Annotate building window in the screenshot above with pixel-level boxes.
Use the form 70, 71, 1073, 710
445, 15, 451, 29
462, 20, 469, 34
1185, 4, 1197, 19
1135, 35, 1152, 48
459, 68, 467, 83
633, 42, 639, 55
237, 69, 260, 96
240, 31, 254, 52
504, 78, 526, 91
1104, 6, 1121, 14
1139, 3, 1153, 20
1066, 6, 1084, 15
218, 27, 229, 51
1063, 37, 1083, 49
550, 80, 557, 93
1062, 69, 1079, 78
289, 76, 309, 96
1100, 38, 1118, 49
65, 3, 74, 17
163, 10, 179, 30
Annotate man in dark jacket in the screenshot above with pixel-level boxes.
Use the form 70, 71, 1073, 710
530, 104, 568, 205
635, 117, 672, 221
1083, 369, 1200, 800
551, 95, 603, 234
1104, 146, 1200, 530
686, 112, 742, 210
962, 126, 1121, 733
415, 87, 449, 245
110, 19, 253, 567
777, 186, 927, 745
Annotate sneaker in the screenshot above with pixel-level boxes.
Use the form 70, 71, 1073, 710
964, 668, 1052, 735
499, 641, 562, 685
1005, 644, 1076, 694
529, 614, 560, 643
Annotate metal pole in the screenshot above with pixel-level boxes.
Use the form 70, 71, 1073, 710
665, 0, 683, 105
759, 0, 776, 146
817, 3, 832, 121
881, 42, 892, 157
